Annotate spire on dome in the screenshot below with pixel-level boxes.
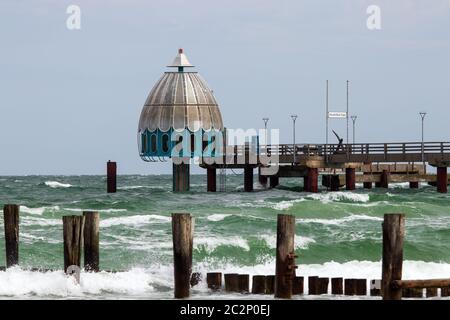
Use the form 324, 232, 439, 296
167, 48, 194, 70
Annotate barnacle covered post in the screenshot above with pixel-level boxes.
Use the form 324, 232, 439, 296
138, 49, 224, 192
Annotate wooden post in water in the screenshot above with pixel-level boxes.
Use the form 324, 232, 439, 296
380, 170, 390, 188
274, 214, 296, 298
426, 288, 438, 298
331, 277, 343, 295
381, 213, 405, 300
346, 168, 356, 191
252, 276, 266, 294
63, 215, 85, 273
206, 272, 222, 290
207, 168, 216, 192
344, 279, 356, 295
225, 273, 239, 292
190, 272, 202, 287
292, 276, 304, 295
172, 213, 194, 298
309, 276, 319, 295
83, 211, 99, 272
238, 274, 250, 293
3, 204, 19, 267
107, 161, 117, 193
318, 277, 329, 294
355, 279, 367, 295
265, 275, 275, 294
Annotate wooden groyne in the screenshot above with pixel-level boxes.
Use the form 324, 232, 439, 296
172, 213, 450, 299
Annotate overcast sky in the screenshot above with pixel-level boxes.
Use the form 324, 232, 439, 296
1, 0, 449, 175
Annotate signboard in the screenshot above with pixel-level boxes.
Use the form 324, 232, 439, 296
328, 111, 347, 119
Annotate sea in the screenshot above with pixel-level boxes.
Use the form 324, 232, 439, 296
0, 174, 449, 299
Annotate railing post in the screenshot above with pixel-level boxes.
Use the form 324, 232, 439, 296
382, 214, 405, 300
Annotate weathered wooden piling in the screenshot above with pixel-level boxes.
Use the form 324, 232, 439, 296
329, 175, 340, 191
305, 168, 318, 193
275, 214, 296, 298
364, 181, 373, 189
346, 168, 356, 190
309, 276, 319, 295
172, 213, 194, 298
292, 276, 304, 295
3, 204, 19, 267
370, 280, 381, 296
190, 272, 202, 287
258, 168, 268, 187
83, 211, 99, 272
344, 279, 356, 295
409, 181, 419, 189
355, 279, 367, 295
207, 168, 216, 192
206, 272, 222, 290
107, 160, 117, 193
380, 170, 390, 188
402, 288, 423, 298
251, 275, 266, 294
269, 176, 279, 188
441, 287, 450, 297
244, 166, 253, 192
63, 215, 85, 273
426, 287, 438, 298
225, 273, 239, 292
238, 274, 249, 293
331, 277, 343, 295
437, 167, 448, 193
381, 214, 405, 300
318, 277, 329, 294
265, 275, 275, 294
173, 163, 190, 192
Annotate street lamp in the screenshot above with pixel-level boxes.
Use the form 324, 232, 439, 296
291, 115, 298, 163
419, 112, 427, 166
351, 115, 357, 145
262, 117, 269, 146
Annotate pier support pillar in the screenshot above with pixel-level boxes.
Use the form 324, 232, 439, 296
380, 170, 390, 189
305, 168, 318, 193
244, 166, 253, 192
107, 161, 117, 193
346, 168, 356, 191
173, 163, 190, 192
269, 176, 279, 188
364, 182, 373, 189
437, 167, 448, 193
258, 168, 268, 187
409, 181, 419, 189
207, 168, 216, 192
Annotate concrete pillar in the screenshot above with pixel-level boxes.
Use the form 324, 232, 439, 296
363, 182, 373, 189
409, 181, 419, 189
346, 168, 356, 191
437, 167, 448, 193
258, 168, 268, 186
306, 168, 318, 193
173, 163, 190, 192
380, 170, 389, 189
269, 176, 279, 188
244, 166, 253, 192
207, 168, 216, 192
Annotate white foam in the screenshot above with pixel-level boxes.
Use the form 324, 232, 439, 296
298, 214, 383, 226
272, 199, 306, 210
306, 192, 370, 204
207, 214, 232, 222
20, 205, 60, 215
100, 215, 171, 228
21, 216, 61, 227
195, 236, 250, 251
65, 208, 127, 213
44, 181, 72, 188
260, 234, 316, 249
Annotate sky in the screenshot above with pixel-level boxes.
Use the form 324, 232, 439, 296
1, 0, 449, 175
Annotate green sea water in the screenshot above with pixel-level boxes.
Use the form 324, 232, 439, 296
0, 174, 449, 299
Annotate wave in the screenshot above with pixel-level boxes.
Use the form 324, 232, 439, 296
1, 260, 450, 298
272, 199, 306, 210
195, 236, 250, 251
207, 214, 232, 222
306, 192, 370, 204
20, 205, 60, 215
297, 214, 383, 226
44, 181, 72, 188
259, 234, 316, 249
65, 208, 127, 213
21, 216, 61, 227
100, 215, 171, 228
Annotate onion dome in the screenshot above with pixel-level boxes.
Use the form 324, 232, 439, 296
138, 49, 223, 133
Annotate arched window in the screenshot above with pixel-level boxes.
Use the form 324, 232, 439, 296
150, 134, 157, 152
162, 134, 169, 153
142, 133, 148, 153
190, 133, 195, 153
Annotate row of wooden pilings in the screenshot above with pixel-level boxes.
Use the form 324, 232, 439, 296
2, 204, 99, 273
172, 213, 450, 299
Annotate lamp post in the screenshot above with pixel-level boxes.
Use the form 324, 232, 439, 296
351, 115, 357, 145
291, 115, 298, 164
419, 112, 427, 167
262, 117, 269, 146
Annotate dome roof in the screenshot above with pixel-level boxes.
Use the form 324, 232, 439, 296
138, 50, 223, 133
